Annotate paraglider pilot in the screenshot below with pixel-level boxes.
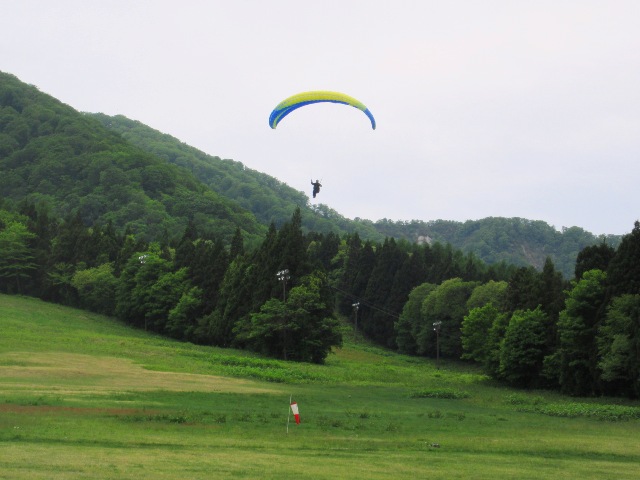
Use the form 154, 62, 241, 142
311, 179, 322, 198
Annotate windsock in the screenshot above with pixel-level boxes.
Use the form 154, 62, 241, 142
290, 401, 300, 425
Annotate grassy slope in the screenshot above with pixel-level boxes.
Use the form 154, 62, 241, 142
0, 294, 638, 479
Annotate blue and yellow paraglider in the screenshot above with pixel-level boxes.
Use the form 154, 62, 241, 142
269, 91, 376, 130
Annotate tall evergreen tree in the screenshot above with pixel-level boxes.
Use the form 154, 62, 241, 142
174, 219, 198, 270
505, 266, 541, 312
309, 231, 340, 272
361, 238, 406, 346
274, 207, 309, 281
575, 242, 615, 280
19, 202, 56, 296
426, 242, 462, 284
230, 227, 244, 259
190, 237, 229, 316
96, 220, 123, 265
249, 222, 280, 311
335, 235, 377, 319
336, 233, 363, 315
537, 257, 567, 358
199, 256, 252, 347
597, 293, 640, 398
552, 269, 608, 395
50, 212, 92, 266
607, 221, 640, 297
388, 245, 427, 311
538, 257, 566, 322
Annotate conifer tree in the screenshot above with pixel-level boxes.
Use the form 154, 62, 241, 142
552, 269, 607, 395
336, 233, 363, 315
505, 266, 540, 312
230, 227, 244, 259
575, 242, 615, 280
597, 293, 640, 398
607, 221, 640, 297
361, 238, 406, 346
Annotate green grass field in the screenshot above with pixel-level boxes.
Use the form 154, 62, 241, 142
1, 293, 639, 479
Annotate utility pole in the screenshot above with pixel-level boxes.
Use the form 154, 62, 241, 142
352, 302, 360, 342
276, 269, 290, 302
433, 321, 442, 370
276, 269, 290, 360
139, 255, 148, 331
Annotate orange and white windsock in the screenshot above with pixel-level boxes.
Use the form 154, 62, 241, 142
290, 401, 300, 424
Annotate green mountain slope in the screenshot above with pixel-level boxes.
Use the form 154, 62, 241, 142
0, 71, 264, 242
89, 113, 384, 241
88, 114, 622, 278
0, 71, 622, 277
373, 217, 622, 278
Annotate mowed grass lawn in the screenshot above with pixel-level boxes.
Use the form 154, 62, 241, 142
1, 294, 639, 479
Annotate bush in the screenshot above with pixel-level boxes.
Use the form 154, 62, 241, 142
410, 388, 471, 399
518, 402, 640, 422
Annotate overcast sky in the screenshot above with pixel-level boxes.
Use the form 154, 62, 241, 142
2, 1, 639, 235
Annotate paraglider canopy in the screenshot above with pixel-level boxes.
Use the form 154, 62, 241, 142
269, 90, 376, 130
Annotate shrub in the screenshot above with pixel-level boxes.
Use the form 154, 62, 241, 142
410, 388, 471, 399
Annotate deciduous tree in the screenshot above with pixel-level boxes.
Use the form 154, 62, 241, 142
0, 218, 36, 293
499, 307, 548, 387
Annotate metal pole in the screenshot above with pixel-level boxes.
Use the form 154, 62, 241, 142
352, 302, 360, 342
433, 321, 442, 370
276, 269, 290, 360
287, 394, 292, 434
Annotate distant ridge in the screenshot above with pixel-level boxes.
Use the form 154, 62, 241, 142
1, 70, 622, 277
89, 113, 621, 277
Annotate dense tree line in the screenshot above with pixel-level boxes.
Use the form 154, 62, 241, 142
374, 217, 621, 278
396, 223, 640, 398
2, 71, 637, 395
96, 112, 623, 279
0, 203, 340, 362
1, 200, 637, 395
0, 200, 510, 363
2, 72, 623, 279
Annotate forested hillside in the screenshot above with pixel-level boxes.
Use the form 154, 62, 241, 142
2, 194, 638, 397
0, 71, 626, 276
374, 218, 622, 278
2, 70, 638, 398
0, 71, 264, 244
90, 113, 384, 241
88, 114, 620, 278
